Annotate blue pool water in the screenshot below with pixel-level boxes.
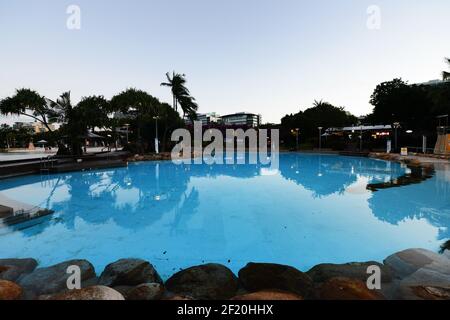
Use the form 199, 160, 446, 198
0, 153, 449, 279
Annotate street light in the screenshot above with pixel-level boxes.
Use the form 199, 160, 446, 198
124, 123, 130, 144
153, 116, 160, 154
318, 127, 323, 151
291, 128, 300, 151
393, 122, 401, 152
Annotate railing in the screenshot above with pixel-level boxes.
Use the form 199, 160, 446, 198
40, 155, 55, 171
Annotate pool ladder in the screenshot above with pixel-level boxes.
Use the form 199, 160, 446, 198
40, 156, 55, 173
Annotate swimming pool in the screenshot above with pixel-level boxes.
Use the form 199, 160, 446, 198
0, 153, 449, 279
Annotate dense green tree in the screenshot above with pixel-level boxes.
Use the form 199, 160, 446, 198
76, 95, 110, 132
281, 100, 357, 146
110, 88, 158, 142
0, 89, 56, 132
369, 78, 434, 132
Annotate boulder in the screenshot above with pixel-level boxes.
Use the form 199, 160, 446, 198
0, 258, 38, 281
18, 259, 95, 298
238, 263, 313, 297
127, 283, 164, 300
0, 280, 23, 300
384, 249, 450, 299
99, 259, 162, 287
165, 264, 238, 300
44, 286, 125, 300
307, 261, 393, 283
384, 248, 450, 280
409, 286, 450, 300
316, 277, 384, 300
231, 290, 303, 300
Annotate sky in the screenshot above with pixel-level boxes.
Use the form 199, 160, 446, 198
1, 0, 450, 125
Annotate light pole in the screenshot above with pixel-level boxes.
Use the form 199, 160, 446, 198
124, 123, 130, 144
393, 122, 401, 153
295, 128, 299, 151
153, 116, 160, 154
318, 127, 323, 151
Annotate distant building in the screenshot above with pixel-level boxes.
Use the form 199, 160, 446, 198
185, 113, 222, 126
13, 121, 56, 133
220, 113, 261, 128
416, 79, 449, 86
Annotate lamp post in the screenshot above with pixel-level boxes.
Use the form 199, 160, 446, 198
295, 128, 299, 151
124, 123, 130, 144
291, 128, 300, 151
318, 127, 323, 151
393, 122, 401, 153
153, 116, 160, 154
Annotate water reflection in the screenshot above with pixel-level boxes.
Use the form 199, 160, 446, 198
0, 154, 448, 249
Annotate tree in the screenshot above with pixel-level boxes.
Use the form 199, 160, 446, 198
46, 92, 86, 155
369, 78, 434, 132
161, 71, 198, 119
281, 100, 357, 147
76, 95, 110, 132
443, 58, 450, 81
110, 88, 158, 151
0, 89, 55, 132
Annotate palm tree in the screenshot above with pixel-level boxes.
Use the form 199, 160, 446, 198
161, 71, 198, 119
46, 92, 86, 155
443, 58, 450, 81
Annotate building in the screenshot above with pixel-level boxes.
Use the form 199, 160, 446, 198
185, 113, 222, 126
220, 113, 261, 128
13, 121, 56, 133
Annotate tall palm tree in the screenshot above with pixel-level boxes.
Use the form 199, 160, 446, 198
443, 58, 450, 81
161, 71, 198, 119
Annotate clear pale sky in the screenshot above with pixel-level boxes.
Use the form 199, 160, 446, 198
1, 0, 450, 124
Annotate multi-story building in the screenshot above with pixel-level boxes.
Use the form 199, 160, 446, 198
220, 112, 261, 128
185, 113, 222, 126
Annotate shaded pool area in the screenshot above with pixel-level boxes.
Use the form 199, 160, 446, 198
0, 153, 449, 279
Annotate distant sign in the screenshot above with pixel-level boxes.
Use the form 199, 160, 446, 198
401, 148, 408, 156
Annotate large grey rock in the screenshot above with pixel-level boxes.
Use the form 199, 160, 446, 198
307, 261, 393, 283
384, 249, 450, 300
99, 259, 162, 287
0, 258, 38, 281
165, 264, 238, 300
238, 263, 313, 297
18, 259, 95, 298
43, 286, 125, 300
127, 283, 164, 300
384, 248, 450, 280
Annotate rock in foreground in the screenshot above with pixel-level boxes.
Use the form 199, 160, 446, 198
127, 283, 164, 300
238, 263, 313, 297
0, 280, 23, 300
165, 264, 238, 300
316, 277, 384, 300
45, 286, 125, 300
231, 290, 303, 300
18, 260, 95, 298
307, 261, 393, 283
99, 258, 162, 287
0, 258, 38, 282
